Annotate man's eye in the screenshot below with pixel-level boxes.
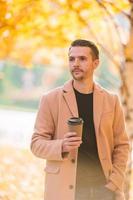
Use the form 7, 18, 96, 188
69, 57, 74, 61
80, 57, 86, 61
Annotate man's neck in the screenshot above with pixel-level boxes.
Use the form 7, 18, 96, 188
73, 79, 94, 94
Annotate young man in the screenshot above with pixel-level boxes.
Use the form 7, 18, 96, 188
31, 39, 129, 200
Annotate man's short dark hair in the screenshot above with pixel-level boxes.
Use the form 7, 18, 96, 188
69, 39, 99, 60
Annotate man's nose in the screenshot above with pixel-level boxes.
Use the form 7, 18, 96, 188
73, 58, 79, 66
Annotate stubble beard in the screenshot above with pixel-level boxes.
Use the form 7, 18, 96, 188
71, 72, 84, 81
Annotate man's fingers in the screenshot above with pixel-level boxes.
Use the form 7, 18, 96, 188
67, 136, 81, 142
64, 132, 77, 138
64, 140, 82, 146
62, 132, 82, 153
67, 141, 82, 146
68, 145, 81, 151
62, 140, 82, 152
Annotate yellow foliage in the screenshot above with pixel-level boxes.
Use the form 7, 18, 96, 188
0, 0, 131, 65
0, 146, 44, 200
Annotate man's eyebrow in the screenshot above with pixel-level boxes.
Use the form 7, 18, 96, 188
69, 55, 87, 58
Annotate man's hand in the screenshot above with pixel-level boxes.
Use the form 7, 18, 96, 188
62, 132, 82, 153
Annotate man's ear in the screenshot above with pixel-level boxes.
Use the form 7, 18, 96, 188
93, 59, 99, 69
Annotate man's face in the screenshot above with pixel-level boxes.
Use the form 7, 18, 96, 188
68, 46, 99, 81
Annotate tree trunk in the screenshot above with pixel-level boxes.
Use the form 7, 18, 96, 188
121, 2, 133, 199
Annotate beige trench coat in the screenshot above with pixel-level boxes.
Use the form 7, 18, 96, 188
31, 80, 129, 200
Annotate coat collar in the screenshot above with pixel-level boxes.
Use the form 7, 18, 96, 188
62, 79, 104, 135
62, 79, 104, 93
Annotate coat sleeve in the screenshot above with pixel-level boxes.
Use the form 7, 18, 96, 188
106, 95, 130, 192
30, 94, 64, 161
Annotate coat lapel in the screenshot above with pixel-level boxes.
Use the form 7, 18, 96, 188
93, 83, 104, 136
62, 80, 78, 117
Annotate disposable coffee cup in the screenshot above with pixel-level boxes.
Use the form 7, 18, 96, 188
67, 117, 84, 137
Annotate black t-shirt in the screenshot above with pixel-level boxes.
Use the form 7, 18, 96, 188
74, 88, 105, 186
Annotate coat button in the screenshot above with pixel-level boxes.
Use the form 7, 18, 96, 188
71, 159, 75, 163
69, 185, 74, 189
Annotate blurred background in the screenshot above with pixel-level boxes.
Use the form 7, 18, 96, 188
0, 0, 133, 199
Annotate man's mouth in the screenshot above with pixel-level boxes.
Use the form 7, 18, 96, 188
73, 69, 82, 73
